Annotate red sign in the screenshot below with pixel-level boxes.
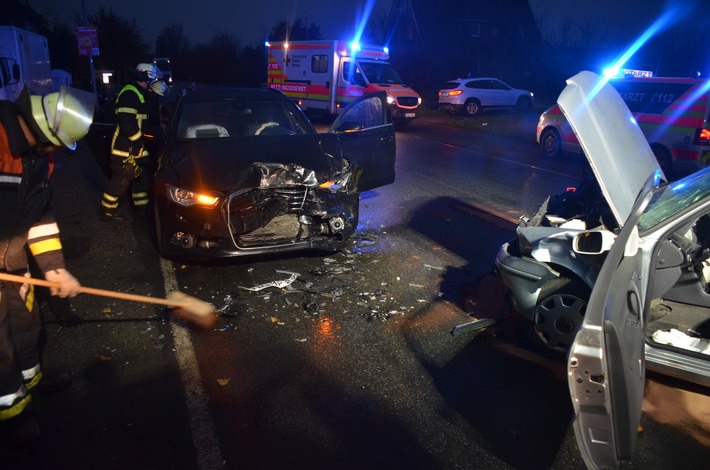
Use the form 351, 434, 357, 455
76, 26, 100, 56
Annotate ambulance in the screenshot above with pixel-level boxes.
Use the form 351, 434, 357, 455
537, 74, 710, 177
266, 40, 422, 124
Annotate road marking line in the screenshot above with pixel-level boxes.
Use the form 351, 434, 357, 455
406, 133, 583, 179
161, 258, 223, 469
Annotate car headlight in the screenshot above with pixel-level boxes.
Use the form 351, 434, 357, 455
386, 95, 395, 105
319, 171, 354, 191
166, 184, 220, 208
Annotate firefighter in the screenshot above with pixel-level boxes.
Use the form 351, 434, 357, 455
99, 63, 166, 222
0, 85, 95, 445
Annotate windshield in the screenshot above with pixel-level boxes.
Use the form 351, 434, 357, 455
638, 166, 710, 232
358, 61, 404, 85
176, 99, 312, 140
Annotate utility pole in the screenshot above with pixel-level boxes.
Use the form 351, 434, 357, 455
386, 0, 423, 46
80, 0, 98, 109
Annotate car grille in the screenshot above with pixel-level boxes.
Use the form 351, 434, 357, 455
227, 187, 308, 247
396, 96, 419, 107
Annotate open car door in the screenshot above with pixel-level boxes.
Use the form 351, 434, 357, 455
567, 174, 658, 469
329, 92, 396, 192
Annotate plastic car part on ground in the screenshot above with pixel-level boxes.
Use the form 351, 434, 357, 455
239, 271, 300, 291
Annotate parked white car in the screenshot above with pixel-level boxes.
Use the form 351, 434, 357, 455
437, 77, 533, 115
495, 70, 710, 468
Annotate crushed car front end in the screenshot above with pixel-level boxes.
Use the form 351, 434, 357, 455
154, 157, 361, 260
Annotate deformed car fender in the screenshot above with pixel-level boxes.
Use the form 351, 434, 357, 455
495, 241, 560, 321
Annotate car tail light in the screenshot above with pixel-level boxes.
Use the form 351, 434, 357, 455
448, 90, 463, 96
694, 128, 710, 145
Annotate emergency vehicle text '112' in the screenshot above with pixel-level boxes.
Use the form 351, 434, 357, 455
267, 40, 422, 124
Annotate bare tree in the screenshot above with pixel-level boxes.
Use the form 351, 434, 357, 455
155, 24, 190, 60
532, 5, 555, 45
557, 17, 574, 46
267, 19, 322, 41
87, 6, 148, 83
187, 31, 241, 85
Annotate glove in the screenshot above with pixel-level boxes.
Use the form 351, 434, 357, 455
121, 155, 140, 178
45, 268, 81, 298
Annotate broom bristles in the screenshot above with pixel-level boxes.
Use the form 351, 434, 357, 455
167, 291, 217, 329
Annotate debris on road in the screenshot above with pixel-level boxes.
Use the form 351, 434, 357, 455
423, 264, 445, 271
239, 271, 300, 291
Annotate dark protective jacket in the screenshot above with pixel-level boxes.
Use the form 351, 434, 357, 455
110, 82, 150, 160
0, 101, 65, 274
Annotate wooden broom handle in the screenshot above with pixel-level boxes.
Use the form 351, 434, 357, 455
0, 272, 187, 308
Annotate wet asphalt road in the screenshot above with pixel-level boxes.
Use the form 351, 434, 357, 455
1, 114, 709, 469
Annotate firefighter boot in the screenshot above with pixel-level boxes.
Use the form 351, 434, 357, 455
36, 373, 71, 394
6, 409, 41, 447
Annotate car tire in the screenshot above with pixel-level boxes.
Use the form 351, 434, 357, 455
540, 127, 563, 158
652, 145, 674, 179
464, 99, 481, 116
516, 96, 532, 113
153, 201, 168, 258
532, 277, 590, 354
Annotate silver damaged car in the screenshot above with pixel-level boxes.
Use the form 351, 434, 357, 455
495, 70, 710, 468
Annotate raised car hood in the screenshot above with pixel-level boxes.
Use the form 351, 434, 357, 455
557, 71, 663, 227
167, 134, 345, 191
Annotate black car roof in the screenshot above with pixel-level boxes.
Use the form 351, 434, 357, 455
178, 87, 291, 103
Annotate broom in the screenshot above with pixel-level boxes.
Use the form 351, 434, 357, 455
0, 272, 217, 330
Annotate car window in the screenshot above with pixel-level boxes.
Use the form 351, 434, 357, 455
466, 80, 487, 89
176, 100, 311, 139
440, 81, 460, 90
333, 94, 385, 131
359, 61, 404, 85
489, 80, 510, 90
342, 61, 366, 87
639, 166, 710, 232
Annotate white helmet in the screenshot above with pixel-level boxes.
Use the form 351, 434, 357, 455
28, 87, 96, 150
149, 79, 169, 97
134, 63, 163, 82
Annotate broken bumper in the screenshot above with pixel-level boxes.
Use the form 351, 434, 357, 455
494, 241, 560, 322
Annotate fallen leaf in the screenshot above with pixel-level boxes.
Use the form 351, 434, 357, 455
217, 378, 230, 386
98, 355, 112, 361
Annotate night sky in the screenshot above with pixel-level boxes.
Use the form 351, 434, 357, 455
30, 1, 681, 46
28, 0, 707, 65
29, 0, 394, 47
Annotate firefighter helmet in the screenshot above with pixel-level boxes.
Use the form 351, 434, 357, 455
149, 79, 169, 97
28, 86, 96, 150
134, 63, 163, 82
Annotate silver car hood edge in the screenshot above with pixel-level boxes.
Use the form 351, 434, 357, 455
557, 71, 663, 227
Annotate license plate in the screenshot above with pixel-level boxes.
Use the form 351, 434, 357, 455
405, 113, 415, 118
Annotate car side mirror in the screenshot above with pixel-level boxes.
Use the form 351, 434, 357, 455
573, 229, 616, 255
333, 120, 364, 133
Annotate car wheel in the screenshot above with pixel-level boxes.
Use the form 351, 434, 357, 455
532, 277, 589, 354
540, 127, 563, 158
153, 201, 167, 256
516, 96, 532, 112
464, 99, 480, 116
652, 145, 673, 179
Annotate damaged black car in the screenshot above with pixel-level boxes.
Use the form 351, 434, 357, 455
87, 87, 396, 261
151, 88, 395, 260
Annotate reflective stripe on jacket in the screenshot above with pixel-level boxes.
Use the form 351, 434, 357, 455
0, 110, 65, 274
110, 83, 150, 159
